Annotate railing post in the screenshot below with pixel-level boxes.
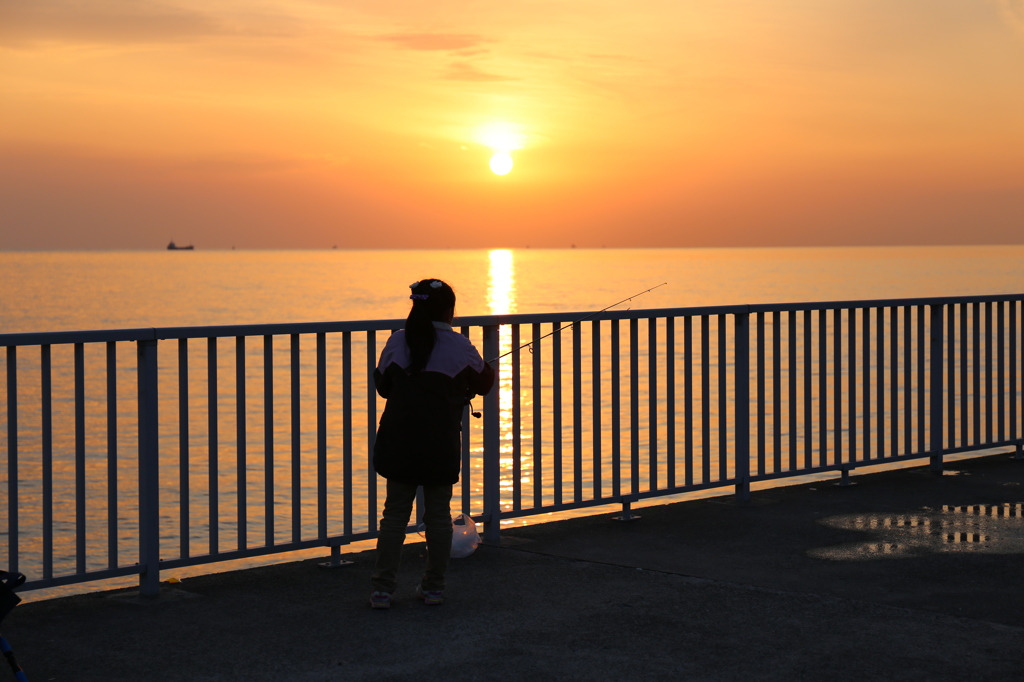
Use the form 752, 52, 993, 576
137, 337, 161, 598
482, 324, 502, 544
929, 304, 945, 473
734, 311, 751, 502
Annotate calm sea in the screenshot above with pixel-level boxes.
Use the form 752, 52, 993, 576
4, 246, 1024, 334
3, 246, 1024, 600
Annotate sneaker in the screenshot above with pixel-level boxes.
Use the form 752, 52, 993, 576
416, 585, 444, 606
370, 591, 392, 609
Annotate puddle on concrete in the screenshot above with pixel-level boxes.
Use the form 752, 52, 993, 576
809, 503, 1024, 560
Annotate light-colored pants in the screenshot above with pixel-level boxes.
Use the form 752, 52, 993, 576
371, 479, 453, 594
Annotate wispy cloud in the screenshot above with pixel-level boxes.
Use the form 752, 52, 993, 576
0, 1, 296, 47
442, 62, 517, 82
993, 0, 1024, 32
378, 32, 490, 51
0, 1, 222, 46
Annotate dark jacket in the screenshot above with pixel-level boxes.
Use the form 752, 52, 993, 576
373, 323, 495, 486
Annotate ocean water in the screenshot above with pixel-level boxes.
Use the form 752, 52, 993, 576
3, 245, 1024, 600
4, 246, 1024, 334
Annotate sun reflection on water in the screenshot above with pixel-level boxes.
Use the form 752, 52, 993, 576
487, 249, 516, 316
487, 249, 522, 495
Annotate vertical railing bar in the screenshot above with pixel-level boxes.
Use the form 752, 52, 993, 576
998, 301, 1006, 441
772, 310, 781, 473
917, 306, 926, 453
461, 327, 472, 514
985, 302, 994, 443
803, 310, 812, 470
734, 312, 751, 501
178, 339, 189, 560
629, 318, 640, 494
648, 317, 658, 492
236, 336, 247, 551
973, 303, 981, 445
929, 304, 945, 471
290, 334, 300, 543
862, 308, 871, 461
701, 315, 710, 483
1011, 302, 1018, 446
137, 338, 161, 597
788, 311, 797, 471
611, 320, 621, 498
849, 308, 857, 464
482, 325, 501, 543
512, 325, 523, 510
316, 332, 327, 540
5, 348, 17, 575
1019, 300, 1024, 446
684, 315, 694, 486
834, 309, 842, 466
106, 343, 118, 569
573, 321, 583, 502
818, 309, 827, 467
756, 312, 765, 476
40, 348, 52, 577
512, 324, 523, 510
904, 306, 912, 455
366, 331, 377, 530
665, 317, 676, 489
74, 342, 86, 574
553, 322, 563, 504
891, 306, 899, 457
876, 307, 885, 460
264, 335, 274, 547
209, 337, 220, 554
533, 323, 545, 508
961, 304, 968, 448
343, 332, 353, 537
42, 346, 53, 578
717, 315, 727, 481
947, 305, 956, 451
590, 321, 601, 499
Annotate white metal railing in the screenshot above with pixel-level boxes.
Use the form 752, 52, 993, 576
3, 295, 1023, 597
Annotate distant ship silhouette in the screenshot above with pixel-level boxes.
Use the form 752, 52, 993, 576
167, 241, 194, 250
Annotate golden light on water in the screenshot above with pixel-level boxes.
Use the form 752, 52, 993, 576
487, 249, 516, 316
487, 249, 519, 483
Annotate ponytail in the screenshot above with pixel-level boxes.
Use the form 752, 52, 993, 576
405, 279, 456, 373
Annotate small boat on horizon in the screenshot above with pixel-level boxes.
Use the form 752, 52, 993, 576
167, 241, 194, 250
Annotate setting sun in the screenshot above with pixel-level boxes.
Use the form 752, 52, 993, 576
489, 152, 514, 175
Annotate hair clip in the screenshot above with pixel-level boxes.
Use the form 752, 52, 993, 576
409, 281, 421, 289
410, 294, 429, 300
430, 280, 443, 288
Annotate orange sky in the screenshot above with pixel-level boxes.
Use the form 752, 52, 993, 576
2, 0, 1023, 249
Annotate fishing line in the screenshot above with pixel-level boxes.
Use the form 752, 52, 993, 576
485, 282, 667, 364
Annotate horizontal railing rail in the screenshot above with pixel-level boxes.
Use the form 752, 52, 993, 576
3, 294, 1023, 596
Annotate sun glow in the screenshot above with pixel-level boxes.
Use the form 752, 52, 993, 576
477, 122, 525, 152
478, 122, 523, 175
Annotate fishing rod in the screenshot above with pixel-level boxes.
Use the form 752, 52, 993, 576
485, 282, 667, 364
467, 282, 667, 418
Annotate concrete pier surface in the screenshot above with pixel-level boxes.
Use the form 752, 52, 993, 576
5, 453, 1023, 681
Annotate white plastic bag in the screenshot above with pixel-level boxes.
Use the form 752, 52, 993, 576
450, 512, 480, 558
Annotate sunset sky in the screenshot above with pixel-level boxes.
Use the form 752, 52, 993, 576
2, 1, 1023, 250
